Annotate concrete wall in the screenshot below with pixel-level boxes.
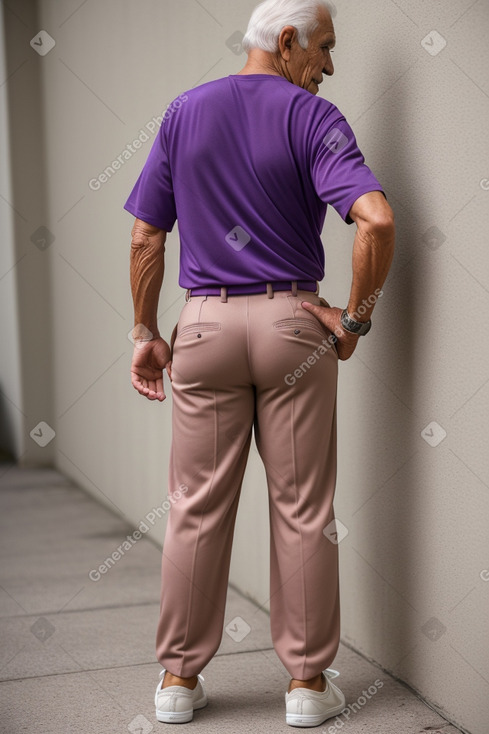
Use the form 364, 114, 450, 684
0, 4, 21, 459
0, 0, 54, 464
2, 1, 488, 732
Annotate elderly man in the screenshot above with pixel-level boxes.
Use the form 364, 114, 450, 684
125, 0, 394, 727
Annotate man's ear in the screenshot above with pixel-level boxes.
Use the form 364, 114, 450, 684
278, 25, 296, 61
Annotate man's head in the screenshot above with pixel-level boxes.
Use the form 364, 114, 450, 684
242, 0, 336, 94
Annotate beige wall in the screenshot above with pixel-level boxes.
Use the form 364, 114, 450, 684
0, 5, 21, 458
1, 0, 54, 464
2, 1, 489, 732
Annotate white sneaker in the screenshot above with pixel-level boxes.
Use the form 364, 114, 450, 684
285, 671, 346, 727
155, 669, 208, 724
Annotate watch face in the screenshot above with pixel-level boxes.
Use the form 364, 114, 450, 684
341, 310, 371, 335
341, 311, 357, 332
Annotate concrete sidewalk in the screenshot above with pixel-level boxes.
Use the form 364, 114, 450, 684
0, 464, 461, 734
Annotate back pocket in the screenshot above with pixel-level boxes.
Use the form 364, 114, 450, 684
273, 317, 327, 339
177, 322, 221, 338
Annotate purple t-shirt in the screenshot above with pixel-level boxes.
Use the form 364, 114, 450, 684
124, 74, 384, 289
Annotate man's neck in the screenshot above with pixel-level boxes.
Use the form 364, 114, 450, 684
237, 49, 283, 78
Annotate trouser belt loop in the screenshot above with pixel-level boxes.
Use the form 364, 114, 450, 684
266, 283, 274, 299
291, 281, 298, 297
185, 289, 191, 302
220, 286, 228, 303
315, 281, 320, 295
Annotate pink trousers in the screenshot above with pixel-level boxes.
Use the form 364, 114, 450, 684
156, 288, 340, 680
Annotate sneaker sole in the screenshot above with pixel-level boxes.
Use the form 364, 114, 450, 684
286, 701, 346, 728
156, 697, 207, 724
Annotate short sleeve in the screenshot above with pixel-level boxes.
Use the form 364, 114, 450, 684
123, 124, 177, 231
311, 117, 385, 225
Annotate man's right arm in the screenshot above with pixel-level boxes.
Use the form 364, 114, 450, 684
130, 218, 172, 401
130, 218, 167, 340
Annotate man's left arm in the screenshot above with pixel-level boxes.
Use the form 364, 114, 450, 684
302, 191, 395, 360
346, 190, 395, 322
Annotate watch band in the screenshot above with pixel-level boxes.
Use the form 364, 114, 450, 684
340, 309, 372, 336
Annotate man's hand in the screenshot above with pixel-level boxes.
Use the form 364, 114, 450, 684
131, 337, 172, 401
301, 302, 360, 361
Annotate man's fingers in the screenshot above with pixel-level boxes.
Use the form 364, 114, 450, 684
155, 375, 165, 400
301, 301, 361, 361
131, 372, 144, 391
131, 372, 166, 401
301, 301, 322, 319
301, 301, 335, 330
131, 374, 150, 396
144, 375, 165, 401
130, 338, 172, 401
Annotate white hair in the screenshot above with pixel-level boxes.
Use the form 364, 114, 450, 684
242, 0, 335, 54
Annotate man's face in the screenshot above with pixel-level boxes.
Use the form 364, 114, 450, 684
284, 7, 336, 94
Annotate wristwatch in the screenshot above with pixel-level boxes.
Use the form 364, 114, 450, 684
340, 309, 372, 336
